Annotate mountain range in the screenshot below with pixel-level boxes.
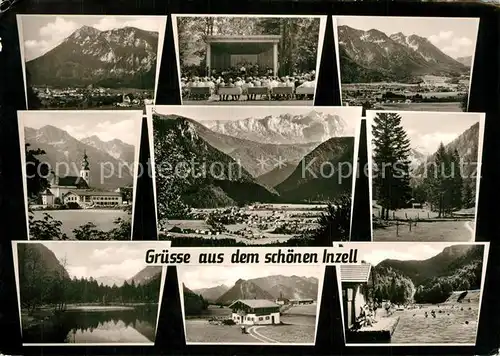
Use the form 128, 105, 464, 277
26, 25, 159, 89
337, 25, 469, 83
153, 112, 354, 207
456, 56, 473, 67
25, 125, 135, 190
202, 111, 346, 145
411, 122, 480, 186
187, 274, 320, 306
18, 243, 163, 288
375, 244, 483, 287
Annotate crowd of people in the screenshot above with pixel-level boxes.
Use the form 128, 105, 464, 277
180, 66, 317, 101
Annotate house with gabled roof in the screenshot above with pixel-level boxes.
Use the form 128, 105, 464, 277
340, 263, 373, 330
229, 299, 281, 325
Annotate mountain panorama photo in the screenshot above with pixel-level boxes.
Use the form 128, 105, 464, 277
150, 105, 362, 247
19, 110, 142, 240
18, 15, 166, 110
176, 15, 322, 105
15, 241, 165, 344
335, 16, 479, 112
368, 111, 484, 242
179, 265, 322, 344
341, 242, 485, 345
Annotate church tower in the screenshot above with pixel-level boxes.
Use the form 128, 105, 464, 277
80, 150, 90, 186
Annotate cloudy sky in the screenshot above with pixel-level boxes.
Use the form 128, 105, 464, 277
346, 242, 478, 266
369, 111, 481, 155
336, 16, 479, 58
20, 15, 166, 61
26, 242, 167, 279
19, 111, 142, 145
178, 265, 324, 290
153, 106, 360, 137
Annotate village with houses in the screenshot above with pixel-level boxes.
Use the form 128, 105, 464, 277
342, 75, 470, 109
163, 205, 325, 243
32, 85, 154, 110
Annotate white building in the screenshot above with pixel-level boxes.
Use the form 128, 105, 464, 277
62, 190, 123, 207
229, 299, 281, 325
42, 150, 124, 208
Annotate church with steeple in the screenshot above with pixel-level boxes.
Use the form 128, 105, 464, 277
40, 150, 123, 208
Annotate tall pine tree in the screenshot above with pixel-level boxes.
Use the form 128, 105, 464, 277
372, 113, 412, 220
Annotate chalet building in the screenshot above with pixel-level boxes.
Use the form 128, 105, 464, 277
229, 299, 281, 325
340, 263, 373, 330
42, 150, 124, 208
289, 298, 314, 305
274, 297, 289, 305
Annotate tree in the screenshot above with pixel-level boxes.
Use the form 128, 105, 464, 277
25, 144, 50, 199
372, 113, 412, 219
462, 181, 475, 209
460, 93, 469, 112
425, 145, 464, 217
308, 194, 351, 245
29, 212, 68, 240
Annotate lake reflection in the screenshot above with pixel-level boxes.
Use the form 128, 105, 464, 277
23, 305, 157, 344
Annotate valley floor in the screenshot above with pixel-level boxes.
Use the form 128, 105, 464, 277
373, 220, 475, 242
185, 314, 316, 344
372, 207, 475, 242
375, 102, 462, 112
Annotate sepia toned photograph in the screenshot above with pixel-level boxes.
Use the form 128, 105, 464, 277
339, 242, 488, 345
148, 105, 362, 246
335, 16, 479, 112
13, 241, 168, 345
173, 15, 325, 105
18, 110, 142, 240
17, 15, 167, 110
367, 111, 484, 242
179, 264, 323, 344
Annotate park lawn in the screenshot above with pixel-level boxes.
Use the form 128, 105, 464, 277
256, 323, 316, 344
373, 220, 473, 242
391, 303, 479, 344
185, 320, 261, 343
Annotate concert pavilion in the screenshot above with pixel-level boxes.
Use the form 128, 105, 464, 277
205, 35, 282, 75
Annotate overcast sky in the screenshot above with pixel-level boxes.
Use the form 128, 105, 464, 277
25, 242, 167, 280
19, 111, 142, 145
347, 242, 475, 266
153, 106, 360, 137
369, 111, 481, 155
19, 15, 166, 61
178, 265, 324, 290
336, 16, 479, 58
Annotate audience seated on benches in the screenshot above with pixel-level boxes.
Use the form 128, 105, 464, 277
180, 69, 316, 101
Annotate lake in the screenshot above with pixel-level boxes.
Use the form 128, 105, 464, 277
32, 209, 130, 238
23, 305, 157, 344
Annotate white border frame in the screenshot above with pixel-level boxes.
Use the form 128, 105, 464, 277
365, 110, 485, 242
332, 16, 480, 112
171, 14, 327, 106
146, 104, 363, 239
176, 264, 326, 346
17, 110, 143, 240
16, 14, 168, 109
334, 241, 489, 347
12, 240, 170, 346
